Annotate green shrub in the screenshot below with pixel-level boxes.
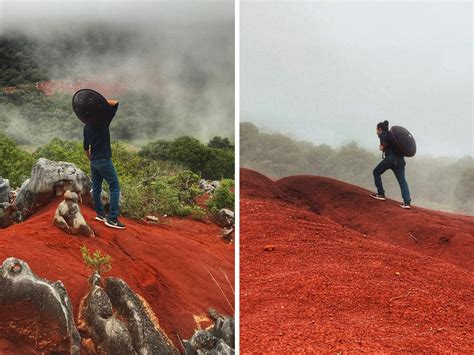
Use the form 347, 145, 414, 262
153, 170, 204, 217
120, 169, 205, 219
138, 140, 173, 161
119, 176, 156, 219
190, 207, 207, 220
140, 136, 235, 180
207, 179, 235, 213
0, 131, 34, 187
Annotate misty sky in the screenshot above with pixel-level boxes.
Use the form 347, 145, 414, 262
0, 0, 233, 28
241, 1, 473, 157
0, 0, 234, 142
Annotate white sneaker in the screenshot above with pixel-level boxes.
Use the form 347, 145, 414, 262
400, 203, 411, 209
370, 193, 386, 201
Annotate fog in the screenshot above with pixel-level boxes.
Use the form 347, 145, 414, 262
241, 1, 472, 157
0, 0, 234, 143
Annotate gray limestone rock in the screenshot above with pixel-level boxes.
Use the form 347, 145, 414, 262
81, 273, 178, 354
0, 257, 81, 354
14, 158, 91, 218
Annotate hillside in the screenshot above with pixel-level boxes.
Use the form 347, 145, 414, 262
240, 168, 473, 353
0, 197, 234, 350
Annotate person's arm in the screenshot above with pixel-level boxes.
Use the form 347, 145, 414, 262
379, 132, 389, 151
104, 101, 119, 127
83, 126, 91, 161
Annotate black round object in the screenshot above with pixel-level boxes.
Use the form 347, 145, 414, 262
389, 125, 417, 157
72, 89, 112, 126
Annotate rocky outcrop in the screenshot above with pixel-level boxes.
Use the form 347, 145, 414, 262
0, 257, 81, 354
216, 209, 235, 242
183, 308, 235, 355
0, 177, 10, 203
216, 209, 234, 228
208, 308, 235, 349
78, 273, 178, 354
14, 158, 91, 218
54, 190, 94, 237
0, 203, 19, 228
199, 179, 220, 194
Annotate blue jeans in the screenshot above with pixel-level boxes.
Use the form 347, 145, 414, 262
373, 155, 411, 204
90, 158, 120, 219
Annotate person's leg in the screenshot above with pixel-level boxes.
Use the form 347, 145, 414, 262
90, 162, 105, 216
97, 159, 120, 220
392, 159, 411, 204
373, 157, 392, 195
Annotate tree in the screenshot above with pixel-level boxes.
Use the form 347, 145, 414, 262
139, 140, 173, 161
208, 136, 231, 150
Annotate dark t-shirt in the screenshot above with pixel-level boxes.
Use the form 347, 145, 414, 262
83, 124, 112, 160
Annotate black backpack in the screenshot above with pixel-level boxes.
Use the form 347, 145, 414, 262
389, 126, 417, 157
72, 89, 118, 127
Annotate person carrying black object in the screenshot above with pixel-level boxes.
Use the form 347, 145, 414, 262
370, 120, 411, 209
82, 97, 126, 229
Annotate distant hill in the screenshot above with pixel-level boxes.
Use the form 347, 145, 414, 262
241, 122, 474, 215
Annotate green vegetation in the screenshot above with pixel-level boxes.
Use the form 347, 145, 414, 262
80, 245, 112, 275
140, 136, 234, 180
0, 34, 48, 86
207, 179, 235, 213
153, 171, 204, 217
0, 132, 34, 187
241, 122, 474, 215
0, 134, 234, 219
0, 30, 136, 87
208, 136, 233, 150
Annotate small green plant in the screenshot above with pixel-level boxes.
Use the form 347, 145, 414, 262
80, 245, 112, 275
207, 179, 235, 214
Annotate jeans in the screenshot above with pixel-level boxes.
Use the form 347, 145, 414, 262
90, 158, 120, 219
373, 155, 411, 204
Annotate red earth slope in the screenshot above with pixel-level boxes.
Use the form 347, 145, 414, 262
240, 168, 473, 353
276, 174, 474, 271
0, 197, 234, 348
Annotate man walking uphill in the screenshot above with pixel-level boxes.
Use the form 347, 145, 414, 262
72, 89, 125, 229
370, 120, 412, 209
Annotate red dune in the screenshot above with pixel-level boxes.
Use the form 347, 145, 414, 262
240, 168, 473, 353
0, 197, 234, 348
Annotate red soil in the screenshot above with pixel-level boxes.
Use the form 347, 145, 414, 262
0, 197, 234, 349
36, 79, 126, 97
240, 168, 474, 353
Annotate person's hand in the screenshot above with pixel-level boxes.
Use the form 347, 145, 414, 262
379, 144, 384, 151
